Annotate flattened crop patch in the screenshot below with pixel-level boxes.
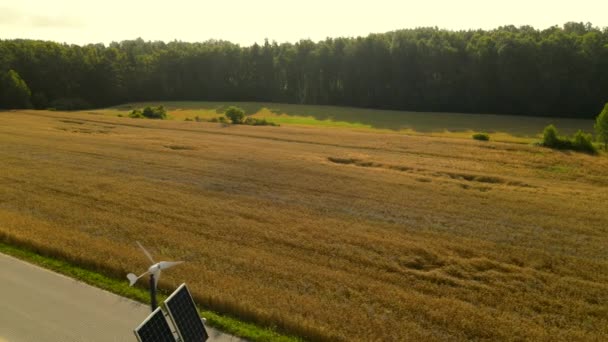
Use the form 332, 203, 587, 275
439, 171, 535, 188
328, 156, 413, 172
164, 145, 196, 151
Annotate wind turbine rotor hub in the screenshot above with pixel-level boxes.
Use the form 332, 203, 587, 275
149, 263, 161, 273
126, 241, 183, 289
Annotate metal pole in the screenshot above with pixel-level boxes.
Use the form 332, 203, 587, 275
150, 274, 157, 312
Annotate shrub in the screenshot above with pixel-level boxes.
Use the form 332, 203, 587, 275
540, 125, 597, 154
225, 106, 245, 124
243, 117, 279, 126
221, 106, 278, 126
210, 116, 229, 123
472, 133, 490, 141
542, 125, 560, 148
572, 130, 597, 154
129, 109, 144, 118
128, 106, 166, 119
141, 105, 166, 119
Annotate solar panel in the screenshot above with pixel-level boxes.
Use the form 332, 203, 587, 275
165, 284, 209, 342
134, 307, 176, 342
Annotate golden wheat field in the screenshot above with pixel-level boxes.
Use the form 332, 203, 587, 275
1, 109, 607, 341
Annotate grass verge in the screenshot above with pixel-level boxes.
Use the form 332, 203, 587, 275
0, 241, 301, 342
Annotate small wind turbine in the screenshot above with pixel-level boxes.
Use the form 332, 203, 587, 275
127, 241, 183, 312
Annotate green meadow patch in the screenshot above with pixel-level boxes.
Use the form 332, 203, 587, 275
94, 101, 594, 143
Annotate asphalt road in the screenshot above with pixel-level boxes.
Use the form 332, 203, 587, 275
0, 253, 245, 342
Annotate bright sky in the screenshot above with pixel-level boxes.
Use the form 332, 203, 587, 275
0, 0, 607, 46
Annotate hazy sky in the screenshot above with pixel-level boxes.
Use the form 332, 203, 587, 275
1, 0, 607, 46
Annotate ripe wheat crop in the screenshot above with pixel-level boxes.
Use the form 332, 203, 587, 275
1, 110, 606, 341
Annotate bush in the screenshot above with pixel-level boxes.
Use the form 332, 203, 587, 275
540, 125, 597, 154
243, 117, 279, 126
210, 109, 277, 126
225, 106, 245, 124
128, 106, 166, 119
210, 116, 229, 123
542, 125, 560, 147
142, 105, 167, 119
572, 130, 597, 154
472, 133, 490, 141
129, 109, 144, 118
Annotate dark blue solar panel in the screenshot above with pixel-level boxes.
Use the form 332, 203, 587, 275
165, 284, 209, 342
134, 307, 176, 342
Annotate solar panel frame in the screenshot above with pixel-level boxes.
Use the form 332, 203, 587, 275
164, 284, 209, 342
134, 306, 177, 342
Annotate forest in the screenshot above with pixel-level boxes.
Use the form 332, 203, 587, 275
1, 22, 607, 119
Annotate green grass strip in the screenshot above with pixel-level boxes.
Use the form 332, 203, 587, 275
0, 242, 301, 342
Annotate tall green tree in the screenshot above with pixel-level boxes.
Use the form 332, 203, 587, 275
0, 23, 607, 117
595, 103, 608, 149
0, 69, 31, 109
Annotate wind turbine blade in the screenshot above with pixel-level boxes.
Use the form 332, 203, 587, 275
127, 271, 149, 286
136, 241, 155, 264
159, 261, 183, 270
127, 273, 138, 286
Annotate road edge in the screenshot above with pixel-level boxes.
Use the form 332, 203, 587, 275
0, 242, 301, 342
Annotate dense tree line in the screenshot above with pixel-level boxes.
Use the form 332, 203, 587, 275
1, 22, 607, 118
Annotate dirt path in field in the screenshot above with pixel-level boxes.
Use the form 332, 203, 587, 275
0, 253, 244, 342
